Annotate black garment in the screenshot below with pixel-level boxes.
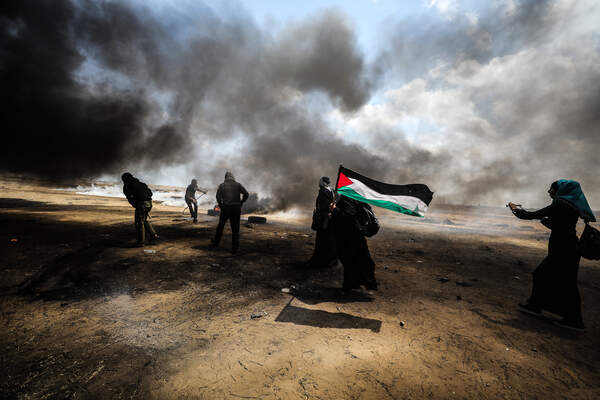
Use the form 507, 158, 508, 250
185, 183, 198, 199
185, 182, 199, 221
213, 205, 241, 252
123, 177, 157, 244
123, 178, 152, 207
513, 199, 583, 325
332, 196, 377, 290
216, 176, 249, 206
213, 173, 248, 252
308, 186, 337, 267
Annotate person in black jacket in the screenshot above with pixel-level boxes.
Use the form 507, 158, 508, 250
509, 179, 596, 331
211, 171, 249, 253
332, 195, 377, 292
307, 176, 337, 268
122, 172, 159, 247
185, 179, 200, 223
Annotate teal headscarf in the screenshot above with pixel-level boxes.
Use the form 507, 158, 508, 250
554, 179, 596, 222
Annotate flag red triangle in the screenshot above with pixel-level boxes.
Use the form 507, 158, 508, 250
337, 172, 353, 188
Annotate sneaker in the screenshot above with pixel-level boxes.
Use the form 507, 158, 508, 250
553, 319, 585, 332
518, 302, 542, 316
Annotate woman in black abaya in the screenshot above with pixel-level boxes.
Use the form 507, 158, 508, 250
509, 179, 595, 331
332, 195, 378, 292
307, 177, 337, 268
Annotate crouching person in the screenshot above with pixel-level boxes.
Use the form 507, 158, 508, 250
212, 171, 249, 253
122, 172, 159, 247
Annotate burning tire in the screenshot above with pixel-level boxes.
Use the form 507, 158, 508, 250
207, 205, 221, 216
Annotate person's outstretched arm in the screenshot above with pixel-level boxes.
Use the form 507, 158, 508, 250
512, 203, 554, 220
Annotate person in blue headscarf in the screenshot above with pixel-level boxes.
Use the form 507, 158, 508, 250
508, 180, 595, 331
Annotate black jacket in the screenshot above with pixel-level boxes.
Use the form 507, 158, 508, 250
316, 186, 334, 219
185, 183, 197, 200
216, 174, 249, 207
123, 178, 152, 207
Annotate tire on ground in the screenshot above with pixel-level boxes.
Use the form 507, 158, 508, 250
247, 216, 267, 224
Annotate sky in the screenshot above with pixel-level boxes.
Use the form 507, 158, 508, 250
1, 0, 599, 211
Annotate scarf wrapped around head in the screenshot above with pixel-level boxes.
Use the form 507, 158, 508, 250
319, 176, 331, 190
554, 179, 596, 222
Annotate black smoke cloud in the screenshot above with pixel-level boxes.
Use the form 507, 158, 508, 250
0, 0, 188, 181
1, 0, 404, 210
0, 0, 389, 205
3, 0, 596, 210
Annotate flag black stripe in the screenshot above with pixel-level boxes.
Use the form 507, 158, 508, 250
339, 166, 434, 205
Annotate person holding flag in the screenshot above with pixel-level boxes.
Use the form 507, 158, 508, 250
332, 166, 433, 293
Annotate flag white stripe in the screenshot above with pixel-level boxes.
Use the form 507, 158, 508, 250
347, 179, 429, 214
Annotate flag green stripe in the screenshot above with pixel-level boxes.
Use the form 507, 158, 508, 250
338, 186, 424, 217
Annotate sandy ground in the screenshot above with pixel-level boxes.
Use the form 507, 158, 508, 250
1, 175, 599, 399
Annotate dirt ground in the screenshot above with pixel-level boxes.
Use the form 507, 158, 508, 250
1, 176, 599, 400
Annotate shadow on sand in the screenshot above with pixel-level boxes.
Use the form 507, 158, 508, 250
275, 298, 381, 332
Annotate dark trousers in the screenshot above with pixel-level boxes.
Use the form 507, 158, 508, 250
135, 200, 157, 244
213, 205, 241, 251
185, 197, 198, 220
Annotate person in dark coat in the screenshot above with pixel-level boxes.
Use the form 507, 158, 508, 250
122, 172, 159, 247
509, 179, 596, 331
307, 177, 337, 268
332, 195, 378, 292
212, 171, 249, 253
185, 178, 200, 223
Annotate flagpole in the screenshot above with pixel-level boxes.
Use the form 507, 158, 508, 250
334, 165, 342, 194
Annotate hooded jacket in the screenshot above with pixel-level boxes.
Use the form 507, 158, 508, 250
122, 174, 152, 206
216, 172, 249, 207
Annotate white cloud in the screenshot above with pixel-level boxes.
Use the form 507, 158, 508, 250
427, 0, 457, 16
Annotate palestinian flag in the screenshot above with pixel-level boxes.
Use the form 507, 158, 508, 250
336, 166, 433, 217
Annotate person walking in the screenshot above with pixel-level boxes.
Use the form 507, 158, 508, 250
332, 195, 378, 293
122, 172, 159, 247
509, 179, 595, 331
185, 178, 200, 223
211, 171, 249, 253
307, 176, 337, 268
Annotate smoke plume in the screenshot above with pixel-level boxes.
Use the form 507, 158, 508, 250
1, 0, 599, 210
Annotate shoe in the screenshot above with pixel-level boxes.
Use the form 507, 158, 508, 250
518, 302, 542, 316
210, 239, 219, 248
193, 219, 198, 223
553, 319, 585, 332
149, 235, 159, 242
